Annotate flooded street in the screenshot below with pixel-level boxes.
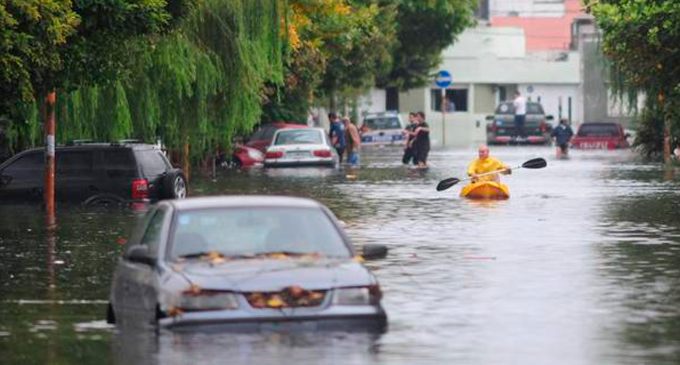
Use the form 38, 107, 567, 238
2, 145, 680, 365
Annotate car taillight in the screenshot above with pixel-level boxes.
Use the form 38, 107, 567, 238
132, 179, 149, 200
540, 120, 547, 133
266, 151, 284, 159
313, 150, 332, 158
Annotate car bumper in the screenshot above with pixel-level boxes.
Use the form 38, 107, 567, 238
264, 159, 335, 167
487, 135, 549, 144
159, 306, 387, 332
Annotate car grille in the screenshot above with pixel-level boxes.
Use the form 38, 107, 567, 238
245, 287, 327, 308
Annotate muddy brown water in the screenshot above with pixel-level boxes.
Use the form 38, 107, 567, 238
1, 146, 680, 365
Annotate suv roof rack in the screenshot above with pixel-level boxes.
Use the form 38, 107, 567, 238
65, 139, 96, 146
111, 139, 143, 146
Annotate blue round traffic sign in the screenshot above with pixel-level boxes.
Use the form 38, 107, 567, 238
435, 70, 452, 88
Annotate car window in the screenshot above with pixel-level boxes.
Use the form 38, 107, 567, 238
363, 117, 401, 130
140, 208, 166, 256
262, 126, 279, 140
57, 151, 94, 177
135, 150, 169, 177
2, 151, 44, 181
103, 150, 137, 178
249, 128, 267, 141
578, 124, 620, 137
495, 103, 544, 115
169, 207, 350, 259
274, 130, 322, 145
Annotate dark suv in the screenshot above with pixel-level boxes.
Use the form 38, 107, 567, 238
486, 101, 554, 145
0, 142, 187, 205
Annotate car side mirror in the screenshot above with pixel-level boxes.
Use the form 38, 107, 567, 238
125, 245, 155, 266
362, 244, 388, 260
546, 115, 555, 121
485, 115, 494, 121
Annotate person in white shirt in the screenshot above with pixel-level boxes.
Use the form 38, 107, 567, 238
512, 91, 527, 141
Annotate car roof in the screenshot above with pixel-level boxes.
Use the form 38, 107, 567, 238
166, 195, 322, 211
269, 122, 308, 129
274, 127, 324, 134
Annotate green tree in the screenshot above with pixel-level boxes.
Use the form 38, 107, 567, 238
590, 0, 680, 162
376, 0, 477, 109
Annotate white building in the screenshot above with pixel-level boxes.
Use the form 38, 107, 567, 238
357, 26, 581, 147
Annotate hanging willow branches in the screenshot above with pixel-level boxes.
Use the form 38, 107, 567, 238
3, 0, 286, 163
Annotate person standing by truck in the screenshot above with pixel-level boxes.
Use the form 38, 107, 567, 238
512, 91, 527, 142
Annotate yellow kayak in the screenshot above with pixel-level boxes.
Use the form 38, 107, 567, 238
460, 181, 510, 200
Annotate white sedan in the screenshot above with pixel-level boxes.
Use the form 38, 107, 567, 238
264, 128, 338, 167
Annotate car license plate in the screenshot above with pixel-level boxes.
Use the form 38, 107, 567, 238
286, 151, 310, 158
581, 142, 608, 149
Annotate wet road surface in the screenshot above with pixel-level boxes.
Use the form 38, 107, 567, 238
1, 145, 680, 365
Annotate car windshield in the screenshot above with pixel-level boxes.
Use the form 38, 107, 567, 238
169, 207, 351, 259
362, 117, 401, 130
578, 124, 620, 137
274, 130, 322, 145
495, 102, 545, 115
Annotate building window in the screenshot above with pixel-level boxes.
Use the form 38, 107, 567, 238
431, 89, 468, 112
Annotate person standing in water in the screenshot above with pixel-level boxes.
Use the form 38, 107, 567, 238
467, 145, 511, 182
344, 117, 361, 165
550, 118, 574, 159
402, 112, 418, 165
328, 112, 346, 163
413, 111, 430, 168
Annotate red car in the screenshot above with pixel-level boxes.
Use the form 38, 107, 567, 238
232, 122, 308, 167
571, 122, 630, 149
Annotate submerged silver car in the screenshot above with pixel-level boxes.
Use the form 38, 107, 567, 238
107, 196, 388, 331
264, 128, 337, 167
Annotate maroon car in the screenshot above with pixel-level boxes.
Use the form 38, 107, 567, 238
232, 122, 308, 167
571, 122, 630, 150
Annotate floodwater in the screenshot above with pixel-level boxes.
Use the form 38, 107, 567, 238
1, 146, 680, 365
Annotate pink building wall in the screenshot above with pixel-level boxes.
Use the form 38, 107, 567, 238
490, 0, 584, 52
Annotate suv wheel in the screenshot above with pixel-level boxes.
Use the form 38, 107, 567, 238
162, 169, 187, 199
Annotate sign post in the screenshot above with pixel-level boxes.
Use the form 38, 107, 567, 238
435, 70, 452, 146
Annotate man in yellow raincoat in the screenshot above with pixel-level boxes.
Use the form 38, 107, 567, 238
467, 145, 511, 182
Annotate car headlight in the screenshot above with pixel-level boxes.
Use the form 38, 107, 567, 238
179, 291, 239, 311
332, 286, 381, 306
247, 149, 264, 160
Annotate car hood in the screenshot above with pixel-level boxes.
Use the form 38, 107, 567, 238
174, 257, 374, 292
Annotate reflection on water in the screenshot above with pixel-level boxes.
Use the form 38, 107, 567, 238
1, 146, 680, 364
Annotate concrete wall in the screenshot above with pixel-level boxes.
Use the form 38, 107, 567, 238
474, 84, 497, 114
516, 84, 580, 124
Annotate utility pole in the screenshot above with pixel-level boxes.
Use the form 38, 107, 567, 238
44, 91, 56, 219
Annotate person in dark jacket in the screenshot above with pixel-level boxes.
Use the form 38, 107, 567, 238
413, 111, 430, 168
402, 112, 418, 165
551, 118, 574, 159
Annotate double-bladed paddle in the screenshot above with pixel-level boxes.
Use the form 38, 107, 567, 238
436, 157, 547, 192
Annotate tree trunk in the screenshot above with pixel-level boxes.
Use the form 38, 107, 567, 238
44, 91, 56, 218
386, 87, 399, 111
182, 140, 190, 183
329, 92, 337, 112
